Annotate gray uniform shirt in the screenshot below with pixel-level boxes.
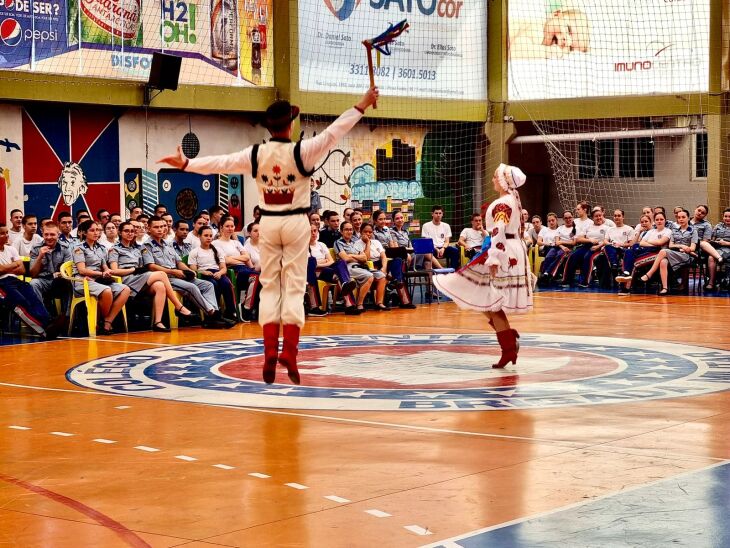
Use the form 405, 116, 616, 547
72, 241, 108, 275
145, 239, 182, 268
670, 225, 699, 247
30, 242, 71, 279
109, 243, 154, 269
690, 219, 713, 241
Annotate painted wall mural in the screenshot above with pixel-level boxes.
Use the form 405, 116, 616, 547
1, 103, 479, 232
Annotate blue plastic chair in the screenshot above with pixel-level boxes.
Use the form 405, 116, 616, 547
408, 238, 454, 303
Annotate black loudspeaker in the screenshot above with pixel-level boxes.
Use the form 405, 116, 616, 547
147, 52, 182, 91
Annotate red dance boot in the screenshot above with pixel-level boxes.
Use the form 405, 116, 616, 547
262, 323, 280, 384
279, 324, 301, 385
493, 329, 520, 369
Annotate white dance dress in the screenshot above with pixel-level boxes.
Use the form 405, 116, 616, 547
433, 193, 535, 313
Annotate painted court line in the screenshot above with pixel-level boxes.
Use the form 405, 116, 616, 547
8, 425, 30, 430
50, 431, 74, 437
420, 460, 730, 548
134, 445, 160, 452
405, 525, 433, 536
213, 464, 235, 470
175, 455, 197, 462
92, 439, 117, 444
248, 472, 270, 479
285, 482, 309, 490
324, 495, 351, 503
365, 509, 391, 518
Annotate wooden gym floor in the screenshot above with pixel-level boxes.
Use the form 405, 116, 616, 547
0, 291, 728, 547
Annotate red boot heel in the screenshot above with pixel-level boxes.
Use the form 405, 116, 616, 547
493, 329, 520, 369
279, 324, 301, 385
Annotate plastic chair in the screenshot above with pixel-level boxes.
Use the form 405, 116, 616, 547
406, 238, 454, 304
60, 260, 127, 337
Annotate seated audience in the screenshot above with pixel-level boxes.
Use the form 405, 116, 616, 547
616, 212, 671, 293
706, 208, 730, 290
99, 221, 118, 249
71, 220, 131, 335
356, 223, 391, 310
602, 209, 635, 272
145, 217, 233, 328
240, 222, 262, 322
335, 221, 374, 314
421, 205, 460, 269
8, 209, 23, 245
459, 213, 487, 259
172, 220, 192, 257
319, 210, 341, 248
29, 222, 72, 315
13, 214, 43, 257
563, 207, 609, 287
109, 222, 191, 332
634, 209, 698, 295
0, 223, 61, 338
188, 226, 237, 321
58, 212, 75, 244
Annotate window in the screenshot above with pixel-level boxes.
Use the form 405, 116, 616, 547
694, 133, 708, 179
579, 138, 655, 180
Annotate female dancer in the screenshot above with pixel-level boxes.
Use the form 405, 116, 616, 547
433, 164, 535, 368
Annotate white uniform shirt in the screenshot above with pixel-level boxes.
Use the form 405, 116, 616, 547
574, 217, 592, 234
578, 222, 609, 243
606, 225, 635, 245
13, 234, 43, 256
642, 228, 672, 245
184, 232, 201, 250
603, 218, 616, 228
188, 247, 221, 271
8, 228, 22, 246
460, 227, 484, 249
556, 224, 576, 244
243, 240, 261, 269
354, 238, 386, 261
0, 245, 20, 280
213, 238, 245, 258
421, 221, 452, 248
540, 227, 560, 246
310, 241, 330, 263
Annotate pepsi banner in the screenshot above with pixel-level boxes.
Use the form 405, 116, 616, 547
0, 0, 274, 87
0, 0, 67, 68
298, 0, 487, 100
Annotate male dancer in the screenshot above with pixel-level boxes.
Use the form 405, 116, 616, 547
159, 87, 379, 384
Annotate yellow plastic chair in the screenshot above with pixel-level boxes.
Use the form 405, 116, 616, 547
60, 260, 128, 337
528, 246, 544, 276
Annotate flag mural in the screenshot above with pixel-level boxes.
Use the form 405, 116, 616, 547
22, 106, 121, 220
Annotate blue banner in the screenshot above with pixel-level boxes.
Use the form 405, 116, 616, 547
0, 0, 68, 68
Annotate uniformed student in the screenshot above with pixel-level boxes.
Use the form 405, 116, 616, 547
144, 217, 233, 329
109, 222, 192, 332
706, 208, 730, 290
71, 220, 130, 335
29, 222, 72, 315
335, 221, 375, 313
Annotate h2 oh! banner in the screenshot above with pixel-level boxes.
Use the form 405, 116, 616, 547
508, 0, 710, 100
298, 0, 487, 100
0, 0, 274, 87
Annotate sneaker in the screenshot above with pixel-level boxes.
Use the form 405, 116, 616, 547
399, 303, 417, 309
308, 307, 327, 317
240, 309, 253, 323
344, 306, 362, 315
341, 280, 357, 296
615, 275, 632, 283
577, 283, 589, 289
617, 290, 630, 296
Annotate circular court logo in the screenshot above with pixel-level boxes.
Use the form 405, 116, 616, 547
67, 334, 730, 411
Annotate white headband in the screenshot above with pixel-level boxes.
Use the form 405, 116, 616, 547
496, 164, 527, 192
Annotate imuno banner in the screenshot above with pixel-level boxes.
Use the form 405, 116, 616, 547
508, 0, 710, 100
298, 0, 487, 100
0, 0, 274, 87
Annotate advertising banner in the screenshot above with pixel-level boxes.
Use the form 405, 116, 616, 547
298, 0, 487, 100
508, 0, 710, 100
0, 0, 68, 68
1, 0, 273, 87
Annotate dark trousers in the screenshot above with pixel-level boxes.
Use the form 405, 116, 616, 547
0, 277, 51, 335
203, 270, 236, 315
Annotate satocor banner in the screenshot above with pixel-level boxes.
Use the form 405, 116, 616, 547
508, 0, 710, 100
298, 0, 486, 100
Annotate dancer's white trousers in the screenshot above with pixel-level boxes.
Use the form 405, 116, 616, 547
258, 214, 311, 327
